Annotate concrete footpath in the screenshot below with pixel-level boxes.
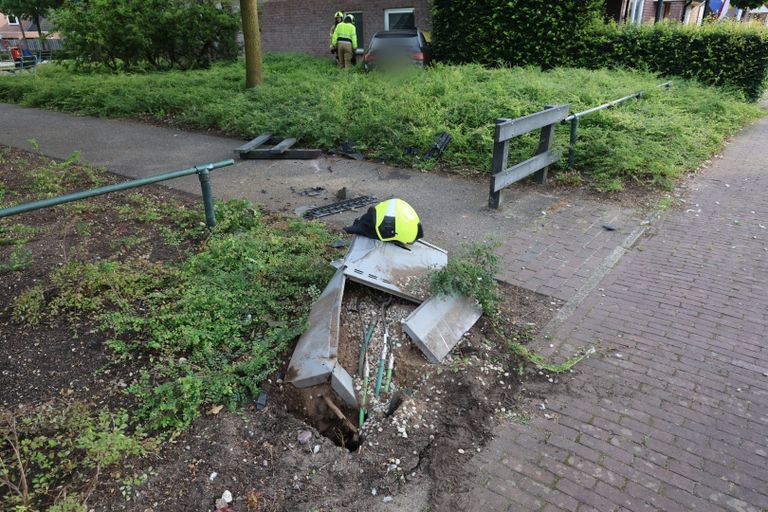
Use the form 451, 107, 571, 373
2, 103, 767, 511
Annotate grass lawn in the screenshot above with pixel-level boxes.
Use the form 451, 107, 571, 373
0, 54, 761, 191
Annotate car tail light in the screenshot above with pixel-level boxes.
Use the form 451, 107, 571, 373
364, 52, 375, 63
412, 52, 424, 61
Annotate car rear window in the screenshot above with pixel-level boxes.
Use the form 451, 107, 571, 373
370, 33, 420, 50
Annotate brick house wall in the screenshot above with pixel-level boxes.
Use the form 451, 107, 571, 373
258, 0, 432, 56
641, 0, 685, 22
607, 0, 693, 24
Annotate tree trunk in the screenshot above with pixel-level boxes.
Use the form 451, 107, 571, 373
18, 16, 28, 50
655, 0, 665, 22
240, 0, 263, 88
34, 15, 48, 52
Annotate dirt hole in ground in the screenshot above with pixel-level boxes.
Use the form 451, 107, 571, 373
283, 282, 427, 451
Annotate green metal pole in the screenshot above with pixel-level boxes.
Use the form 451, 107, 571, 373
0, 160, 234, 219
197, 167, 216, 229
568, 117, 579, 171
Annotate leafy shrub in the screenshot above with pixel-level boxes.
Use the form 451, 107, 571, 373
431, 242, 500, 315
572, 20, 768, 100
18, 200, 336, 431
432, 1, 768, 101
0, 403, 147, 511
51, 0, 239, 71
432, 0, 604, 69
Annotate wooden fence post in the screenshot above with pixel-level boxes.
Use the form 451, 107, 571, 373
488, 118, 511, 210
534, 105, 556, 185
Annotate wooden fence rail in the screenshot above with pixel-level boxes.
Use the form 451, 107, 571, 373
488, 104, 570, 209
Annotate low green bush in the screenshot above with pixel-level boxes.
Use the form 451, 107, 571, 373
575, 21, 768, 101
432, 1, 768, 101
51, 0, 239, 71
0, 403, 148, 511
432, 0, 604, 69
0, 55, 760, 190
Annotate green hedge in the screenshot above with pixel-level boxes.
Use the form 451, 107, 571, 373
432, 1, 768, 100
432, 0, 604, 69
575, 21, 768, 101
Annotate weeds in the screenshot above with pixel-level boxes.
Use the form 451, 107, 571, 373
0, 55, 760, 190
2, 246, 33, 271
430, 241, 500, 315
13, 200, 336, 432
508, 341, 589, 374
0, 403, 148, 511
0, 224, 42, 246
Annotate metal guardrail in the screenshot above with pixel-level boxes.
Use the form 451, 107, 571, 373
0, 159, 235, 228
563, 81, 672, 170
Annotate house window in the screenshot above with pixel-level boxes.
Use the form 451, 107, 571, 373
384, 8, 415, 30
7, 15, 19, 26
347, 11, 364, 48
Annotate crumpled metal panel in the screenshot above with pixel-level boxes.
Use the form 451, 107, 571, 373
331, 364, 357, 408
285, 269, 346, 388
343, 236, 448, 303
286, 236, 449, 407
401, 294, 483, 363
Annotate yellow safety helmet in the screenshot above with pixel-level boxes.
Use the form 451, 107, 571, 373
334, 11, 344, 19
345, 13, 355, 23
374, 198, 423, 246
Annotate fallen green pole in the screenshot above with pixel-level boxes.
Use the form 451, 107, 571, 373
0, 159, 235, 228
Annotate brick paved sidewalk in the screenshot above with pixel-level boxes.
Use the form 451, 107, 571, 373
498, 200, 643, 302
463, 117, 768, 511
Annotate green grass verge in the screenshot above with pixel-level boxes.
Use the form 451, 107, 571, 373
0, 54, 761, 190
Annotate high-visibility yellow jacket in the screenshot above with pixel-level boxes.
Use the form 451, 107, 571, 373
332, 21, 357, 49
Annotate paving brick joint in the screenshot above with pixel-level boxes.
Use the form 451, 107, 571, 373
465, 117, 768, 511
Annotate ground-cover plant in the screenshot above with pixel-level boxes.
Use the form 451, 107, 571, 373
12, 200, 337, 432
0, 55, 760, 191
0, 403, 148, 511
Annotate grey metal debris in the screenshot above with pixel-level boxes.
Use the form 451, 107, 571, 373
286, 236, 451, 408
401, 294, 482, 363
303, 195, 378, 220
285, 269, 346, 388
343, 236, 448, 302
331, 364, 358, 408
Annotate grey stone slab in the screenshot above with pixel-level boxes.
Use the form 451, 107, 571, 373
285, 269, 346, 387
343, 236, 448, 303
331, 364, 358, 408
401, 294, 483, 363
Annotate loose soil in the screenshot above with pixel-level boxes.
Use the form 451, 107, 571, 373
1, 146, 564, 511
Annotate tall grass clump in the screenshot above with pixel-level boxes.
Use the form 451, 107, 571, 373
0, 54, 760, 190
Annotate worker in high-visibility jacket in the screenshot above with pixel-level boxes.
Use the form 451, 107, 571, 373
331, 14, 357, 69
330, 11, 344, 49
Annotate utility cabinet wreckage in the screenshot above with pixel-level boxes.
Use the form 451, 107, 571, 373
285, 236, 482, 412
